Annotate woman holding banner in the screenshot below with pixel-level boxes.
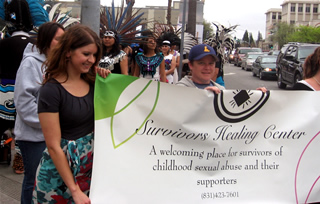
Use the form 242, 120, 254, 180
33, 24, 109, 203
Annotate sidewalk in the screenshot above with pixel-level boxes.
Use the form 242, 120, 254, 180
0, 147, 22, 204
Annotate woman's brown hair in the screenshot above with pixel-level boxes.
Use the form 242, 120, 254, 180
43, 24, 102, 85
303, 47, 320, 79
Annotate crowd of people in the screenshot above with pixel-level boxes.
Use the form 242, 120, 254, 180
1, 0, 320, 203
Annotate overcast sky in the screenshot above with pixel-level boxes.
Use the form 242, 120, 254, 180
101, 0, 284, 40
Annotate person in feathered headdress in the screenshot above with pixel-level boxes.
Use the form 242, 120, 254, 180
157, 32, 178, 84
0, 0, 37, 178
203, 23, 238, 87
99, 0, 146, 75
133, 31, 167, 82
100, 29, 128, 74
0, 0, 50, 199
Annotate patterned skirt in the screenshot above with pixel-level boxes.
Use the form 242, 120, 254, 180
32, 132, 94, 204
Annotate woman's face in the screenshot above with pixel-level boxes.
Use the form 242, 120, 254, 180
102, 36, 115, 47
161, 45, 170, 54
147, 38, 156, 50
67, 43, 98, 75
48, 28, 64, 54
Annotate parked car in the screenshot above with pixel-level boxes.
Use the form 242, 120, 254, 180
241, 52, 264, 71
276, 42, 298, 72
228, 50, 235, 63
252, 55, 277, 80
277, 43, 320, 89
233, 47, 262, 67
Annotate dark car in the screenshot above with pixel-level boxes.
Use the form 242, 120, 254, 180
277, 43, 320, 89
241, 52, 264, 71
252, 55, 277, 80
233, 47, 262, 67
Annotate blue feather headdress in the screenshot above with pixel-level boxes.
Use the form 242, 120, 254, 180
0, 0, 48, 26
0, 0, 48, 37
100, 0, 147, 46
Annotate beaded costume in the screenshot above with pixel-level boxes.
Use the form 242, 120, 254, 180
135, 53, 163, 80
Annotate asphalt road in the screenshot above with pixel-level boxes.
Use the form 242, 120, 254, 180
223, 62, 287, 91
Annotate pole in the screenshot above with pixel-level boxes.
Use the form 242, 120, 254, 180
81, 0, 100, 35
178, 0, 187, 80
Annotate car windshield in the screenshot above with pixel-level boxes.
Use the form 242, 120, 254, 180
261, 57, 277, 63
239, 49, 253, 54
298, 46, 319, 59
247, 54, 261, 59
239, 48, 262, 54
251, 48, 262, 52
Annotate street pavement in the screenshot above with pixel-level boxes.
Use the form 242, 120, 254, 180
0, 146, 23, 204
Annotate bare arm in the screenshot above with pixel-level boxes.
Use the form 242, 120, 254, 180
133, 63, 140, 77
120, 56, 129, 75
159, 60, 167, 83
175, 55, 180, 68
39, 113, 90, 204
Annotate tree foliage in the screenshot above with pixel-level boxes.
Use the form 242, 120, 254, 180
203, 20, 213, 40
249, 33, 255, 47
271, 22, 295, 48
287, 26, 320, 43
242, 30, 249, 43
256, 31, 263, 44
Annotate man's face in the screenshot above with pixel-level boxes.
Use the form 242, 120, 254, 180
189, 55, 216, 84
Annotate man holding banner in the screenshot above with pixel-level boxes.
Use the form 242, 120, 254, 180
176, 44, 225, 93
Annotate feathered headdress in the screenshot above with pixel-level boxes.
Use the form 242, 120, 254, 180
203, 22, 238, 61
0, 0, 48, 37
100, 0, 147, 46
153, 23, 197, 54
43, 2, 79, 28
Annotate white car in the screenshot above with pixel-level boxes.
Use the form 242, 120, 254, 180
241, 52, 264, 71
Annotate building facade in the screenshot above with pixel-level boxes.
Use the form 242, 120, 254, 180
265, 0, 320, 43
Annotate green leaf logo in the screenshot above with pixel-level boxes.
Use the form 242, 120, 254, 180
94, 74, 160, 149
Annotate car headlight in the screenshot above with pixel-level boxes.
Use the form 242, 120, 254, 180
264, 68, 272, 72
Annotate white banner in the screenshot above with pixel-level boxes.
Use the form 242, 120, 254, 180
91, 74, 320, 203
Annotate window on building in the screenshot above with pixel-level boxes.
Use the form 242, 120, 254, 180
278, 14, 282, 20
306, 7, 310, 13
298, 4, 303, 12
272, 13, 276, 19
314, 6, 318, 13
306, 6, 311, 13
290, 20, 295, 25
291, 6, 296, 12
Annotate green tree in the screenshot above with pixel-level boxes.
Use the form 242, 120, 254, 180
249, 33, 255, 47
256, 31, 263, 45
203, 20, 213, 40
271, 22, 295, 48
242, 30, 249, 45
287, 26, 320, 43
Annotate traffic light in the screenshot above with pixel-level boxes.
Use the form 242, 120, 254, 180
269, 44, 273, 49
